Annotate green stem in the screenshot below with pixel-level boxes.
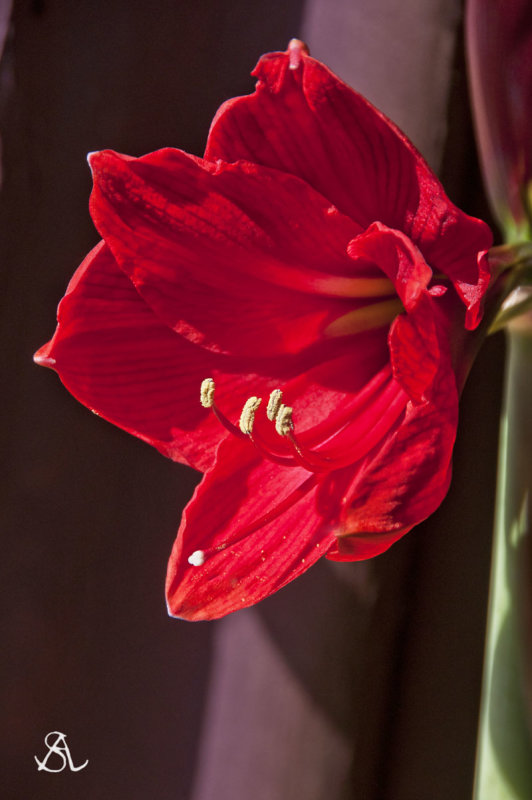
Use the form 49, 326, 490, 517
473, 314, 532, 799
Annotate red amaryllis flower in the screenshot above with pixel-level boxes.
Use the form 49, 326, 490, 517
467, 0, 532, 240
35, 41, 492, 620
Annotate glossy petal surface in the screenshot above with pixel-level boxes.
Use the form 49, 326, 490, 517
206, 48, 492, 325
36, 242, 284, 471
166, 438, 336, 621
88, 148, 388, 359
329, 352, 457, 560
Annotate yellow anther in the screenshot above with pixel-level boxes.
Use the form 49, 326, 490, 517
275, 404, 294, 436
200, 378, 215, 408
266, 389, 283, 422
239, 396, 262, 434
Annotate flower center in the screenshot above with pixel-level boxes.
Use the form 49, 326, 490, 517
187, 375, 407, 568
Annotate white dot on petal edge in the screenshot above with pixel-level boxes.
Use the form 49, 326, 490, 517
188, 550, 205, 567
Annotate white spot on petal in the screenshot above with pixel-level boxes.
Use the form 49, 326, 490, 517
188, 550, 205, 567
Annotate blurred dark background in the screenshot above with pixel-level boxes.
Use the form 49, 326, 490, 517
1, 1, 503, 798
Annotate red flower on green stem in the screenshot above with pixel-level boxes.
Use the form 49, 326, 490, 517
35, 42, 492, 620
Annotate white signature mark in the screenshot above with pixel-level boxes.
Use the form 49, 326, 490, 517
34, 731, 88, 772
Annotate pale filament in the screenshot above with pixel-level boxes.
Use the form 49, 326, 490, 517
200, 378, 247, 441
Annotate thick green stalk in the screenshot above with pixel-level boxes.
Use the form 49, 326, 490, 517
474, 315, 532, 798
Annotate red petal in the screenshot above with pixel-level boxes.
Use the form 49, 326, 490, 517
348, 223, 442, 402
36, 243, 392, 472
411, 209, 493, 329
205, 50, 493, 324
206, 50, 425, 232
35, 242, 280, 472
348, 223, 432, 311
270, 346, 390, 440
166, 438, 337, 621
88, 148, 384, 359
387, 306, 440, 404
327, 354, 458, 560
329, 528, 414, 561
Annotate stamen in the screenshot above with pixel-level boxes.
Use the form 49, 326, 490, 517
324, 298, 403, 338
200, 379, 296, 465
200, 378, 215, 408
247, 430, 295, 466
275, 404, 294, 436
286, 430, 333, 473
244, 391, 298, 466
200, 377, 248, 440
266, 389, 283, 421
239, 396, 262, 434
256, 268, 395, 298
198, 372, 406, 479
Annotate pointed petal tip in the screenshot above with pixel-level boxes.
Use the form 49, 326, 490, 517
33, 347, 56, 368
166, 590, 216, 623
86, 150, 106, 174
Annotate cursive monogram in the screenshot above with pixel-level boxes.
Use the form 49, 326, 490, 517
34, 731, 88, 773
